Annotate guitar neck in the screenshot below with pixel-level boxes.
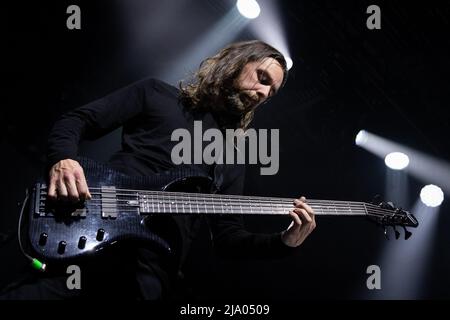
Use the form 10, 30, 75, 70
127, 190, 369, 216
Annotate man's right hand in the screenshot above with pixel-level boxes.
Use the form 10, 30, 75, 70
47, 159, 92, 202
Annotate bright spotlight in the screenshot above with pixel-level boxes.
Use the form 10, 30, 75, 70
236, 0, 261, 19
420, 184, 444, 207
355, 130, 368, 146
285, 56, 293, 70
385, 152, 410, 170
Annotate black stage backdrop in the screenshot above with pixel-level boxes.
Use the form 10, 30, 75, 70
1, 0, 450, 301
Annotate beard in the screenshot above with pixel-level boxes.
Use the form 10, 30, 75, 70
211, 88, 258, 129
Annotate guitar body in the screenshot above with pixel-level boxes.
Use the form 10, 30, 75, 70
28, 157, 213, 261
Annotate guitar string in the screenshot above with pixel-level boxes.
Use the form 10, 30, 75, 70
51, 199, 398, 217
38, 188, 403, 217
39, 185, 404, 212
84, 203, 370, 215
38, 206, 397, 218
40, 189, 380, 209
85, 202, 370, 214
40, 185, 373, 205
40, 204, 398, 219
43, 202, 384, 217
56, 207, 370, 215
43, 196, 373, 211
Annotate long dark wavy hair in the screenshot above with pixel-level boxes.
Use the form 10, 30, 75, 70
179, 40, 288, 130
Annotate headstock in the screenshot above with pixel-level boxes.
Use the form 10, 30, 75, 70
366, 197, 418, 240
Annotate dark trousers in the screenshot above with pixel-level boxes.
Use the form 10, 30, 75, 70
0, 247, 168, 300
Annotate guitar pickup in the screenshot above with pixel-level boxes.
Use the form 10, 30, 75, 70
101, 186, 118, 219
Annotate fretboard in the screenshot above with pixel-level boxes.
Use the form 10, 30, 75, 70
111, 190, 370, 216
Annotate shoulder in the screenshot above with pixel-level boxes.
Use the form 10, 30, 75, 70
134, 77, 180, 97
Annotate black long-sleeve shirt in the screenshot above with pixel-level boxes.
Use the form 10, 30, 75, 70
47, 78, 295, 275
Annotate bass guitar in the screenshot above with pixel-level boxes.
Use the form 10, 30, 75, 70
21, 158, 418, 269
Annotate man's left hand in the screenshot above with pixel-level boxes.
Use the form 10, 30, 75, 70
281, 196, 316, 247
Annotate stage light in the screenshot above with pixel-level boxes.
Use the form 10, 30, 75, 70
355, 130, 368, 146
158, 8, 250, 84
420, 184, 444, 207
236, 0, 260, 19
285, 56, 293, 70
385, 152, 409, 170
355, 130, 450, 195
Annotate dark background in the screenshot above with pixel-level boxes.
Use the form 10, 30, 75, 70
1, 0, 449, 300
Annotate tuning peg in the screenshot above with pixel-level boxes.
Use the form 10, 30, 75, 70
379, 201, 395, 210
393, 226, 400, 240
386, 201, 395, 210
402, 226, 412, 240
